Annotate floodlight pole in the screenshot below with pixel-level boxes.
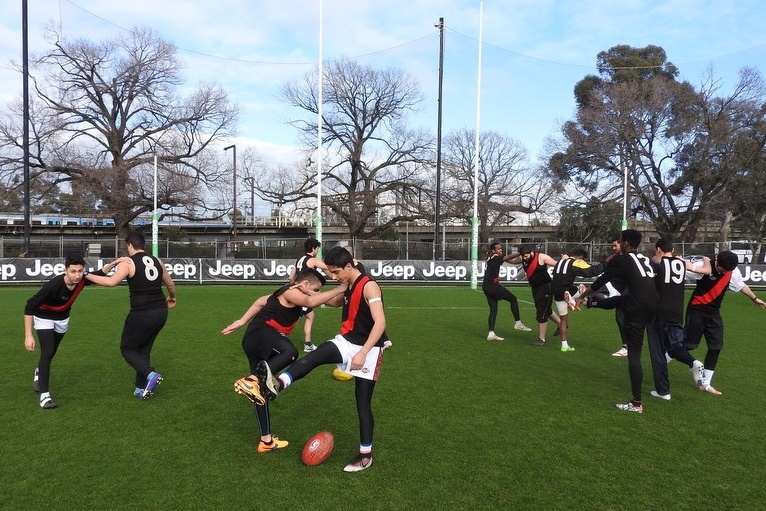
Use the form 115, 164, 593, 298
434, 17, 445, 260
22, 0, 31, 257
224, 144, 237, 249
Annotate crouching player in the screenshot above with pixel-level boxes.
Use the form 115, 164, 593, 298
222, 268, 347, 453
252, 245, 389, 472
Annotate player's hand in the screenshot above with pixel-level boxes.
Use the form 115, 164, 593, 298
349, 352, 366, 371
754, 298, 766, 309
166, 296, 177, 308
221, 320, 243, 335
24, 335, 36, 351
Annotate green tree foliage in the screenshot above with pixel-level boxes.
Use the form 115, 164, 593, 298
557, 197, 623, 243
550, 44, 766, 242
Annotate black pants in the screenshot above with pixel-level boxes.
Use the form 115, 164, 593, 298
120, 307, 168, 388
482, 283, 521, 330
36, 329, 65, 393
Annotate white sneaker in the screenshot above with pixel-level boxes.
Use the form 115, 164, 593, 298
691, 360, 704, 387
612, 347, 628, 357
382, 340, 393, 350
514, 321, 532, 332
650, 390, 671, 401
303, 342, 317, 352
615, 402, 643, 413
487, 333, 505, 341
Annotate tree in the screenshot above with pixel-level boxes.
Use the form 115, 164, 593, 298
549, 45, 766, 242
556, 197, 623, 243
440, 129, 548, 244
255, 58, 433, 242
0, 27, 238, 235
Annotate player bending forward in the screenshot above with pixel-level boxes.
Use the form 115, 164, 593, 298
252, 245, 389, 473
222, 268, 347, 453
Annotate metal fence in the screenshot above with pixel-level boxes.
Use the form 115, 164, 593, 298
0, 235, 748, 262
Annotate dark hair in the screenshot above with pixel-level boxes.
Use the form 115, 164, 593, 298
65, 256, 86, 267
125, 230, 146, 250
295, 268, 326, 287
716, 250, 738, 271
324, 245, 354, 268
518, 244, 534, 256
569, 248, 588, 259
488, 242, 501, 253
304, 238, 321, 253
655, 238, 673, 253
620, 229, 642, 249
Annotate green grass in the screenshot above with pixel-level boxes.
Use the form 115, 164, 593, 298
2, 284, 766, 510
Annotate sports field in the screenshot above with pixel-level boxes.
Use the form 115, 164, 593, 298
2, 284, 765, 510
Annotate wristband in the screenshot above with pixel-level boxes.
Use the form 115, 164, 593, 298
753, 296, 759, 301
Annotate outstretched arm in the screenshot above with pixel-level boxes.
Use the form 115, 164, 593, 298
222, 294, 269, 335
86, 258, 132, 286
739, 284, 766, 308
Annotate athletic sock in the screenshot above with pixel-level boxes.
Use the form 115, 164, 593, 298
278, 373, 292, 389
561, 341, 570, 349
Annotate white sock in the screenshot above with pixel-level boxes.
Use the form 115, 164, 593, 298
704, 370, 714, 387
278, 373, 292, 389
665, 352, 672, 363
40, 392, 50, 402
561, 341, 570, 349
489, 330, 496, 335
515, 321, 523, 326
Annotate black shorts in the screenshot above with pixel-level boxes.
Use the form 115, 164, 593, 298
684, 309, 724, 351
531, 283, 553, 323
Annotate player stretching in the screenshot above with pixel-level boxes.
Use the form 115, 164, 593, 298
222, 269, 347, 453
646, 239, 705, 400
482, 242, 532, 340
86, 230, 176, 399
252, 245, 389, 472
24, 256, 119, 409
579, 229, 657, 413
684, 250, 766, 395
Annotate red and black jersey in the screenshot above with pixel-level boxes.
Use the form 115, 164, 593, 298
687, 266, 732, 315
340, 274, 388, 347
25, 274, 88, 320
248, 284, 307, 335
127, 252, 167, 311
522, 252, 551, 288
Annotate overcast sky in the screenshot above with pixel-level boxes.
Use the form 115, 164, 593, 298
1, 0, 765, 176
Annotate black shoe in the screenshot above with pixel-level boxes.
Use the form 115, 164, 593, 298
254, 361, 280, 401
553, 327, 560, 336
40, 396, 57, 409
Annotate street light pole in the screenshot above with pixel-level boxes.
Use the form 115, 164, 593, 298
224, 144, 237, 249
